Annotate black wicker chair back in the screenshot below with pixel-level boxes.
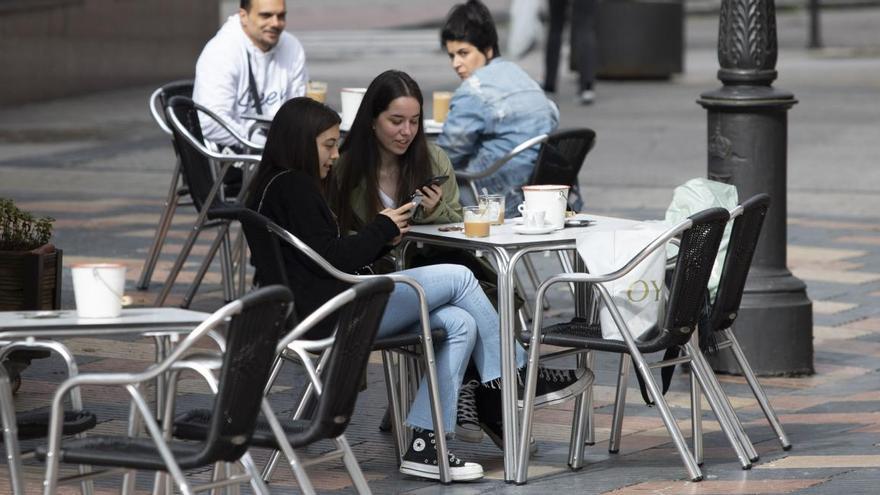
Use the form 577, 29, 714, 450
294, 277, 393, 445
165, 95, 224, 212
660, 207, 731, 347
153, 80, 194, 134
708, 194, 770, 333
529, 128, 596, 189
198, 285, 292, 463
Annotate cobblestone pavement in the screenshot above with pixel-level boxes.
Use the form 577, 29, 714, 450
2, 4, 880, 495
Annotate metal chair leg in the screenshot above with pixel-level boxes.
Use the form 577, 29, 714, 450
138, 167, 182, 290
337, 435, 372, 494
584, 351, 596, 446
381, 351, 406, 462
219, 227, 235, 302
0, 366, 25, 495
724, 328, 791, 450
180, 224, 229, 308
690, 345, 760, 463
608, 356, 629, 454
686, 345, 753, 469
690, 363, 704, 465
155, 217, 205, 306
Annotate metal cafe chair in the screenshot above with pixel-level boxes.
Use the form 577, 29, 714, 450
456, 129, 597, 318
515, 207, 740, 484
153, 96, 262, 308
208, 207, 454, 484
689, 193, 791, 456
604, 194, 789, 466
35, 285, 293, 495
174, 277, 394, 495
136, 80, 194, 291
1, 341, 97, 495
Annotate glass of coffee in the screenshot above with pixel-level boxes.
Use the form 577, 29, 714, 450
463, 206, 491, 238
306, 81, 328, 103
478, 194, 505, 225
433, 91, 453, 123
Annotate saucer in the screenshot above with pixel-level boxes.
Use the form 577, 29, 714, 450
513, 224, 556, 235
423, 119, 445, 133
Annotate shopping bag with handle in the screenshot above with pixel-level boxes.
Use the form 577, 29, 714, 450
576, 222, 670, 341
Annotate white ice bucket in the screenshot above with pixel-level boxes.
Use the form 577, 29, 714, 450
71, 263, 127, 318
522, 184, 570, 230
340, 87, 366, 130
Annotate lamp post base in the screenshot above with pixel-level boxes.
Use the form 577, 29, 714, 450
708, 268, 814, 376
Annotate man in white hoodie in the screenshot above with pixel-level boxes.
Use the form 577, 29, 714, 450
193, 0, 308, 147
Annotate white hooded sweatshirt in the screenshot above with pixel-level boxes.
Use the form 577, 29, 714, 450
193, 14, 308, 146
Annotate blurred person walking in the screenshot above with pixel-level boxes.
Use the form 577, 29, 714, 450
543, 0, 597, 104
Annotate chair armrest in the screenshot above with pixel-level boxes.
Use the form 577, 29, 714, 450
149, 87, 173, 136
454, 134, 549, 181
167, 109, 262, 166
192, 101, 265, 152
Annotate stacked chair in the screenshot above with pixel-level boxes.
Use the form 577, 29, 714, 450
153, 96, 263, 308
688, 193, 791, 458
210, 207, 456, 483
136, 80, 194, 291
515, 207, 735, 483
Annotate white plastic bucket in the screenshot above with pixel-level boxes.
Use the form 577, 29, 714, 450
71, 263, 127, 318
340, 87, 366, 131
522, 184, 570, 230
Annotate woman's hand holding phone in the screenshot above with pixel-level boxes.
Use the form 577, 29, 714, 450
418, 184, 443, 214
380, 202, 416, 236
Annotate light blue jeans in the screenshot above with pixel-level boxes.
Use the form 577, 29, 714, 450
376, 264, 527, 432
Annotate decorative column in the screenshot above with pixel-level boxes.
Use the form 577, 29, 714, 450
698, 0, 814, 375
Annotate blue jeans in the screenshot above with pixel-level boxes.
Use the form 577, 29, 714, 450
377, 264, 527, 432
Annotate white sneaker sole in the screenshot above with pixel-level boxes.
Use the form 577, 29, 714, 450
400, 461, 484, 481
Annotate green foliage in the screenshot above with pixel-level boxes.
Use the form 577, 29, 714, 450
0, 198, 55, 251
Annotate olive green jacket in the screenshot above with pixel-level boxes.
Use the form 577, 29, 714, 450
337, 143, 463, 227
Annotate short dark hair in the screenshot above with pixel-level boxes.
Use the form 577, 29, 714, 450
240, 0, 251, 10
440, 0, 500, 59
247, 97, 341, 204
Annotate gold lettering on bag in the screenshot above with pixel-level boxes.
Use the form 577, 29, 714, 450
626, 280, 663, 302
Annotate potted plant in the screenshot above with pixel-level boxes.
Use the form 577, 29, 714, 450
0, 197, 61, 392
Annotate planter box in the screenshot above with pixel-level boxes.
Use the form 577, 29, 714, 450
596, 0, 684, 79
0, 245, 62, 310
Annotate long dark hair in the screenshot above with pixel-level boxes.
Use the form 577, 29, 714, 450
247, 97, 341, 208
440, 0, 500, 59
333, 70, 432, 233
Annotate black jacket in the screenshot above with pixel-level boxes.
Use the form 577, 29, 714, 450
250, 169, 399, 337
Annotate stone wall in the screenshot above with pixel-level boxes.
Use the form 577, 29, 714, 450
0, 0, 218, 105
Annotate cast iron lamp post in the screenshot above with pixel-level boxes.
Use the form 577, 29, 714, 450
698, 0, 814, 375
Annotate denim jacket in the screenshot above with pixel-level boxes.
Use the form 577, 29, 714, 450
437, 58, 559, 217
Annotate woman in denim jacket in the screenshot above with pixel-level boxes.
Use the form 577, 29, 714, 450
437, 0, 560, 217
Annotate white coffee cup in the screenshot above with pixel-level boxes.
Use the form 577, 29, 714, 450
340, 87, 366, 130
517, 204, 547, 229
71, 263, 127, 318
521, 185, 570, 230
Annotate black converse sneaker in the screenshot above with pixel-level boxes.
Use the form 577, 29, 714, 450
400, 428, 484, 481
531, 366, 595, 408
480, 365, 595, 408
456, 379, 483, 442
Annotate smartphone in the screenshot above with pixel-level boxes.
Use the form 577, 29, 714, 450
409, 193, 424, 207
416, 175, 450, 191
